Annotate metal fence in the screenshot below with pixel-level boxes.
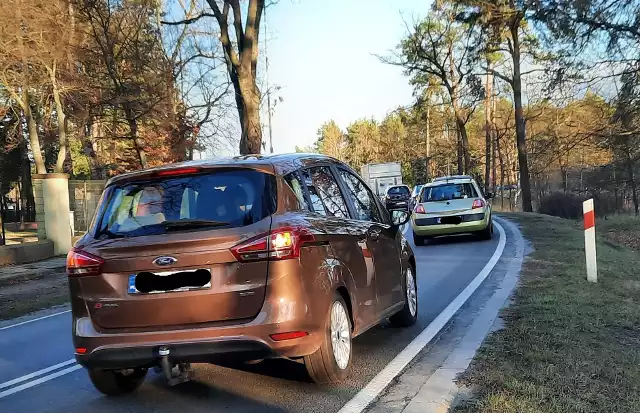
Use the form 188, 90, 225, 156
68, 180, 106, 234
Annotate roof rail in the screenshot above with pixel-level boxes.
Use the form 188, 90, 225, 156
433, 175, 473, 182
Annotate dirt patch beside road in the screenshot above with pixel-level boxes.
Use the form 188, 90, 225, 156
0, 258, 68, 321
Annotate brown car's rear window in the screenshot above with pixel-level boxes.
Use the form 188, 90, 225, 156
93, 169, 277, 239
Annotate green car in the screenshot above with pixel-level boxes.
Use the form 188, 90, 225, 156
411, 175, 493, 246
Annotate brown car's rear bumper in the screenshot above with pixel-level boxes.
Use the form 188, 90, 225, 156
75, 338, 276, 369
73, 315, 323, 369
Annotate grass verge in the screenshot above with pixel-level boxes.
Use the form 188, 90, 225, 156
454, 212, 640, 413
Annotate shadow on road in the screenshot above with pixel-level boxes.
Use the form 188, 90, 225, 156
83, 375, 291, 413
408, 232, 489, 248
216, 358, 312, 383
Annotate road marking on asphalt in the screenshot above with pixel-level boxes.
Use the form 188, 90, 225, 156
0, 359, 77, 391
0, 310, 70, 331
0, 364, 82, 399
338, 221, 507, 413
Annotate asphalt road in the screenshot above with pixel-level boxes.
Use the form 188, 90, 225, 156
0, 226, 502, 413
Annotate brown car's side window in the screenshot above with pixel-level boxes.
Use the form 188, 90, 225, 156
302, 167, 350, 219
284, 172, 309, 210
337, 169, 383, 223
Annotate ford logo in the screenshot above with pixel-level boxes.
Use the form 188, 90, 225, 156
153, 256, 177, 266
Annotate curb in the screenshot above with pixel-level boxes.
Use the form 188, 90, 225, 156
401, 218, 525, 413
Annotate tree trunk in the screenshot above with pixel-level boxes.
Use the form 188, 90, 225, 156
450, 96, 470, 173
0, 184, 5, 246
238, 77, 263, 154
124, 107, 148, 169
511, 22, 533, 212
206, 0, 265, 155
85, 116, 106, 179
22, 90, 46, 174
457, 128, 464, 175
627, 156, 639, 216
491, 86, 497, 194
484, 63, 493, 193
426, 103, 431, 181
18, 125, 35, 222
497, 134, 506, 209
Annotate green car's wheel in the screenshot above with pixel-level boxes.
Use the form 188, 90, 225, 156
413, 232, 426, 246
478, 219, 493, 240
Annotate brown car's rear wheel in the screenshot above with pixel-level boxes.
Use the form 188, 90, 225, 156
304, 293, 352, 384
88, 367, 147, 396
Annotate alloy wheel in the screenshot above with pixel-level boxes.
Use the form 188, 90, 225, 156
330, 301, 351, 370
406, 268, 417, 317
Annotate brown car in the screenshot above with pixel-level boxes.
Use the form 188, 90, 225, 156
68, 154, 417, 395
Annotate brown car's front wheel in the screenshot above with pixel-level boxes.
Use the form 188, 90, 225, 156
88, 367, 147, 396
390, 266, 418, 327
304, 293, 352, 384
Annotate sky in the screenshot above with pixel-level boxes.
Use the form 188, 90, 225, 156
260, 0, 432, 154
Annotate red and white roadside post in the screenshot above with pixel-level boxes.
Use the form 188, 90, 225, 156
583, 199, 598, 283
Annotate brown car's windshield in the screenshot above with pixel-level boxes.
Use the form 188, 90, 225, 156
94, 169, 277, 238
421, 183, 478, 202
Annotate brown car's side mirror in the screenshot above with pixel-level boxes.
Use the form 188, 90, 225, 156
391, 210, 410, 227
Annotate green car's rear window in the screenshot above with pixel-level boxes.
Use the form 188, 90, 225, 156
421, 183, 478, 202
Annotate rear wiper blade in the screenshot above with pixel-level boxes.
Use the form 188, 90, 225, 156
96, 229, 127, 240
163, 219, 230, 230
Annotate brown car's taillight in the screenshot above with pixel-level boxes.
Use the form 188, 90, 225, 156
66, 248, 104, 276
230, 226, 316, 262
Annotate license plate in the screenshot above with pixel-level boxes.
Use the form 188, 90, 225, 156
440, 216, 462, 225
128, 269, 212, 294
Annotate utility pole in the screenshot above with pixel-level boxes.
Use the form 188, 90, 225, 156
264, 6, 274, 154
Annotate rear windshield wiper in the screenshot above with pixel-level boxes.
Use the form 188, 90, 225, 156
163, 219, 230, 231
95, 229, 127, 240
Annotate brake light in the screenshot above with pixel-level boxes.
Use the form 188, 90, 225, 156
75, 347, 87, 355
472, 199, 485, 209
230, 226, 315, 262
66, 248, 104, 276
270, 331, 309, 341
156, 167, 200, 177
415, 204, 426, 214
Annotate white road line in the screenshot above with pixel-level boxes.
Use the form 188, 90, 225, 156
0, 364, 82, 399
0, 359, 77, 390
0, 310, 70, 331
338, 221, 507, 413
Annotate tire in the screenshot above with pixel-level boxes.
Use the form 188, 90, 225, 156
479, 219, 493, 240
88, 367, 147, 396
304, 293, 352, 384
390, 265, 418, 327
413, 231, 426, 246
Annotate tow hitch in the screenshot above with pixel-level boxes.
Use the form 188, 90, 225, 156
155, 347, 194, 386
